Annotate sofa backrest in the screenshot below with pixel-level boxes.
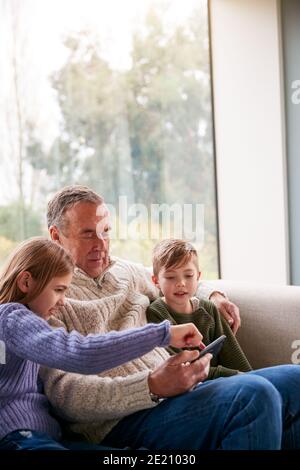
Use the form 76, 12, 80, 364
204, 281, 300, 369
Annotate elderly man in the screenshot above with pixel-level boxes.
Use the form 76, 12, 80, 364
41, 185, 300, 449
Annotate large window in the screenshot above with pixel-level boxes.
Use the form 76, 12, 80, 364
0, 0, 218, 277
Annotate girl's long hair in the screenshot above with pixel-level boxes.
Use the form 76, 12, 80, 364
0, 237, 74, 304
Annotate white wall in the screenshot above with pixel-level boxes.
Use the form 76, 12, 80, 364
210, 0, 289, 283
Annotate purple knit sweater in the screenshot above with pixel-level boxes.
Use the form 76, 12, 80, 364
0, 303, 170, 441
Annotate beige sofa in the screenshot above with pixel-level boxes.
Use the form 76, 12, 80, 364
205, 280, 300, 369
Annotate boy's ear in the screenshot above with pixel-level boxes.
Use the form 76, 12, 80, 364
17, 271, 34, 294
152, 275, 160, 288
197, 271, 202, 281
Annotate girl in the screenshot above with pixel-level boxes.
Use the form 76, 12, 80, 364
0, 237, 202, 450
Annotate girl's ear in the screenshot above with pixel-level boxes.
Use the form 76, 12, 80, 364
152, 275, 160, 289
16, 271, 34, 294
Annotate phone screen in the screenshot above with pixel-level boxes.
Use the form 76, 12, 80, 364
198, 335, 226, 359
189, 335, 226, 363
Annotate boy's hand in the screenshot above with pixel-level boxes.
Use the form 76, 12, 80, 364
169, 323, 206, 349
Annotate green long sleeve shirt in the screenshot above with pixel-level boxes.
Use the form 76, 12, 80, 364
146, 297, 252, 380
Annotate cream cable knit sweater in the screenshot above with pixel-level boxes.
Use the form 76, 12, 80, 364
40, 257, 213, 443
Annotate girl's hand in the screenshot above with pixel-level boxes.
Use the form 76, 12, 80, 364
169, 323, 205, 349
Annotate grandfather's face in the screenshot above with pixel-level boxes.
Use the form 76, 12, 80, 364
52, 201, 111, 278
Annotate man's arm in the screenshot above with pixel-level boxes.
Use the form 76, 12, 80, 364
40, 366, 155, 422
207, 301, 251, 373
40, 307, 205, 424
196, 283, 241, 334
209, 292, 241, 335
39, 307, 158, 422
128, 262, 159, 300
40, 349, 211, 423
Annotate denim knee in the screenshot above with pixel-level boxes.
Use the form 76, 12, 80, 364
234, 373, 281, 398
232, 374, 283, 414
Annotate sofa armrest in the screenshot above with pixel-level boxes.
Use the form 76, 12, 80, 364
202, 280, 300, 369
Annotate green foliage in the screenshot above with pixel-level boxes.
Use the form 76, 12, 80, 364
36, 5, 215, 207
5, 1, 219, 278
0, 203, 43, 242
127, 7, 212, 206
0, 236, 16, 268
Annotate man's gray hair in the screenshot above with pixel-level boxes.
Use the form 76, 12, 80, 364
47, 185, 103, 230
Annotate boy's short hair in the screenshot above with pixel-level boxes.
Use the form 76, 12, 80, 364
153, 239, 199, 276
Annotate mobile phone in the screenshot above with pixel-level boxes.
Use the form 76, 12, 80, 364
190, 335, 226, 363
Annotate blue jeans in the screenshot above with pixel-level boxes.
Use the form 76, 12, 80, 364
0, 430, 118, 450
248, 365, 300, 449
102, 365, 300, 450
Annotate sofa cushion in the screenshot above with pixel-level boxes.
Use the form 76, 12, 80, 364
203, 281, 300, 369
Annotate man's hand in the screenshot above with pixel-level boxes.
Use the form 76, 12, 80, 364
148, 350, 212, 398
209, 292, 241, 335
169, 323, 205, 349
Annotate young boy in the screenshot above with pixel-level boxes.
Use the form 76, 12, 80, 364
146, 239, 252, 379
